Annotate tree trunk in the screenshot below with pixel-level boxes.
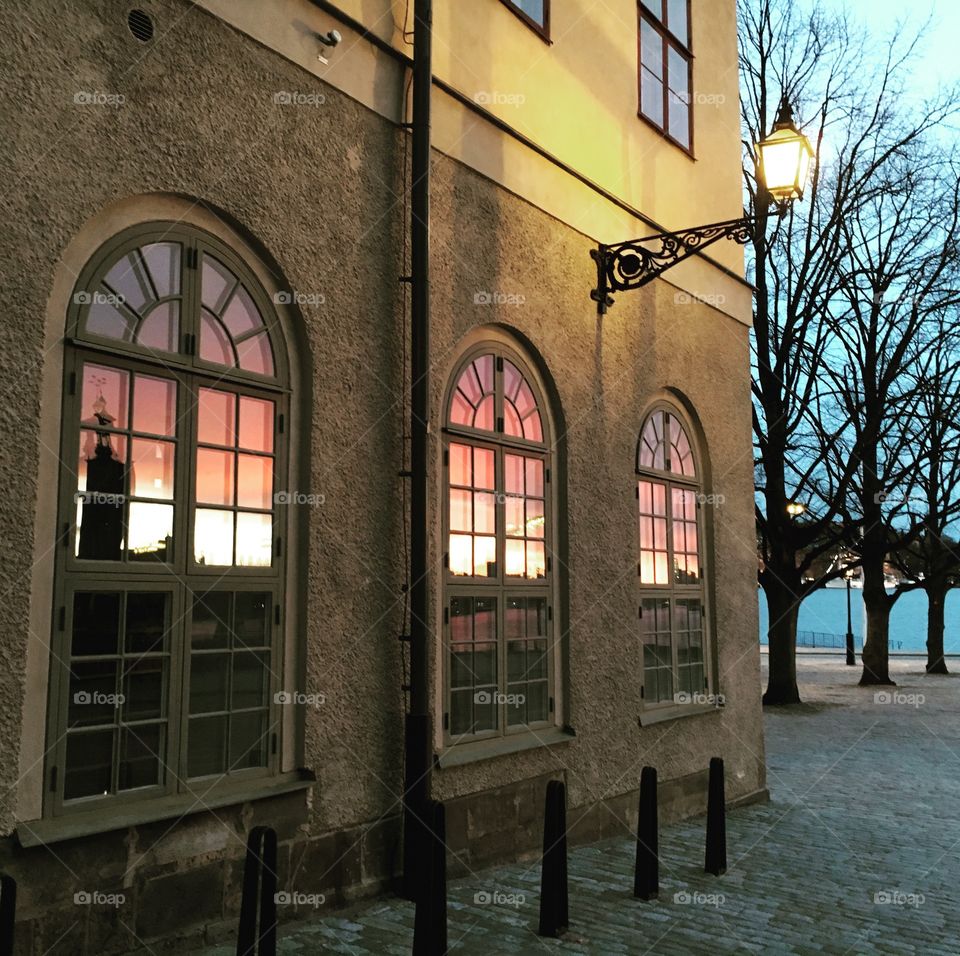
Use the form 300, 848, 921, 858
926, 584, 948, 674
762, 573, 802, 705
859, 561, 894, 685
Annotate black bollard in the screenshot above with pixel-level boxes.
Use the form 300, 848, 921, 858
237, 826, 278, 956
704, 757, 727, 876
0, 872, 16, 956
413, 799, 448, 955
633, 767, 659, 900
538, 779, 569, 938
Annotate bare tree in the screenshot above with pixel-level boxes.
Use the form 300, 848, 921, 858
740, 0, 959, 702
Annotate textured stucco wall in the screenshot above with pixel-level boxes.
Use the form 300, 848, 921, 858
0, 0, 762, 946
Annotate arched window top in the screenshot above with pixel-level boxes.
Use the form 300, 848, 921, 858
638, 407, 696, 479
447, 350, 545, 445
71, 225, 283, 384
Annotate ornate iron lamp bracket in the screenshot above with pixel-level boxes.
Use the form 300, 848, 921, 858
590, 216, 756, 314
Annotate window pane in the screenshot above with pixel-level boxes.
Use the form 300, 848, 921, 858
235, 593, 271, 648
236, 332, 275, 377
222, 285, 263, 338
450, 489, 472, 532
525, 459, 544, 497
641, 70, 664, 126
236, 512, 273, 567
505, 455, 524, 495
130, 439, 175, 500
69, 661, 119, 727
232, 652, 269, 709
449, 443, 471, 486
505, 539, 525, 577
137, 301, 179, 353
201, 255, 236, 312
667, 0, 688, 45
140, 242, 181, 299
237, 454, 273, 510
127, 502, 173, 562
473, 536, 496, 577
188, 716, 227, 777
132, 375, 176, 436
505, 495, 524, 538
118, 724, 162, 791
195, 509, 234, 565
104, 252, 150, 313
72, 592, 121, 656
474, 491, 496, 534
64, 730, 114, 800
526, 542, 546, 579
125, 592, 169, 653
190, 654, 230, 713
192, 592, 231, 649
198, 389, 236, 447
475, 394, 495, 431
449, 534, 473, 576
123, 659, 165, 721
668, 91, 690, 147
641, 22, 663, 79
239, 397, 274, 453
474, 448, 495, 490
230, 712, 267, 769
526, 498, 545, 538
200, 311, 235, 366
512, 0, 545, 25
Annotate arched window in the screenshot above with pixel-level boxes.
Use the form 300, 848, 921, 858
637, 406, 709, 710
48, 224, 289, 813
443, 344, 555, 743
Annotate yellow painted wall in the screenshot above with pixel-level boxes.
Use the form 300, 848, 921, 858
198, 0, 750, 322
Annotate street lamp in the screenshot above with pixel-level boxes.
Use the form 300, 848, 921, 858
844, 566, 857, 666
786, 501, 807, 518
591, 97, 815, 312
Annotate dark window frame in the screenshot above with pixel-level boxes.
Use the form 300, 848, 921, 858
638, 0, 694, 156
499, 0, 551, 42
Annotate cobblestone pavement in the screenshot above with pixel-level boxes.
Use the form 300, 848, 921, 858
191, 655, 960, 954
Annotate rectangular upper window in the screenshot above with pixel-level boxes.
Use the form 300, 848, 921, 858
638, 0, 692, 152
500, 0, 549, 39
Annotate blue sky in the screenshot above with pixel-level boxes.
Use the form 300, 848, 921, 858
825, 0, 960, 93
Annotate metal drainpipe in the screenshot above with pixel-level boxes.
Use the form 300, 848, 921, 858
402, 0, 433, 902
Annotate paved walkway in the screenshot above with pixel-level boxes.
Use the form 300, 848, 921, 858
192, 656, 960, 954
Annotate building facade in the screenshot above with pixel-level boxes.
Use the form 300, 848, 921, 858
0, 0, 763, 951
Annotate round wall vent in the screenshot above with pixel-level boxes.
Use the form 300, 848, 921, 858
128, 9, 154, 42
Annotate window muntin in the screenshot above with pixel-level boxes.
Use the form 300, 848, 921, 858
639, 0, 692, 151
444, 347, 554, 742
51, 225, 288, 815
637, 407, 708, 707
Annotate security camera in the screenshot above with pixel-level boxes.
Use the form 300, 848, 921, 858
317, 29, 342, 47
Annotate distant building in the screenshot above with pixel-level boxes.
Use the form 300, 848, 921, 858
0, 0, 762, 950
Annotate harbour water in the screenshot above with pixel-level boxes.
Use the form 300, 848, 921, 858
758, 586, 960, 653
